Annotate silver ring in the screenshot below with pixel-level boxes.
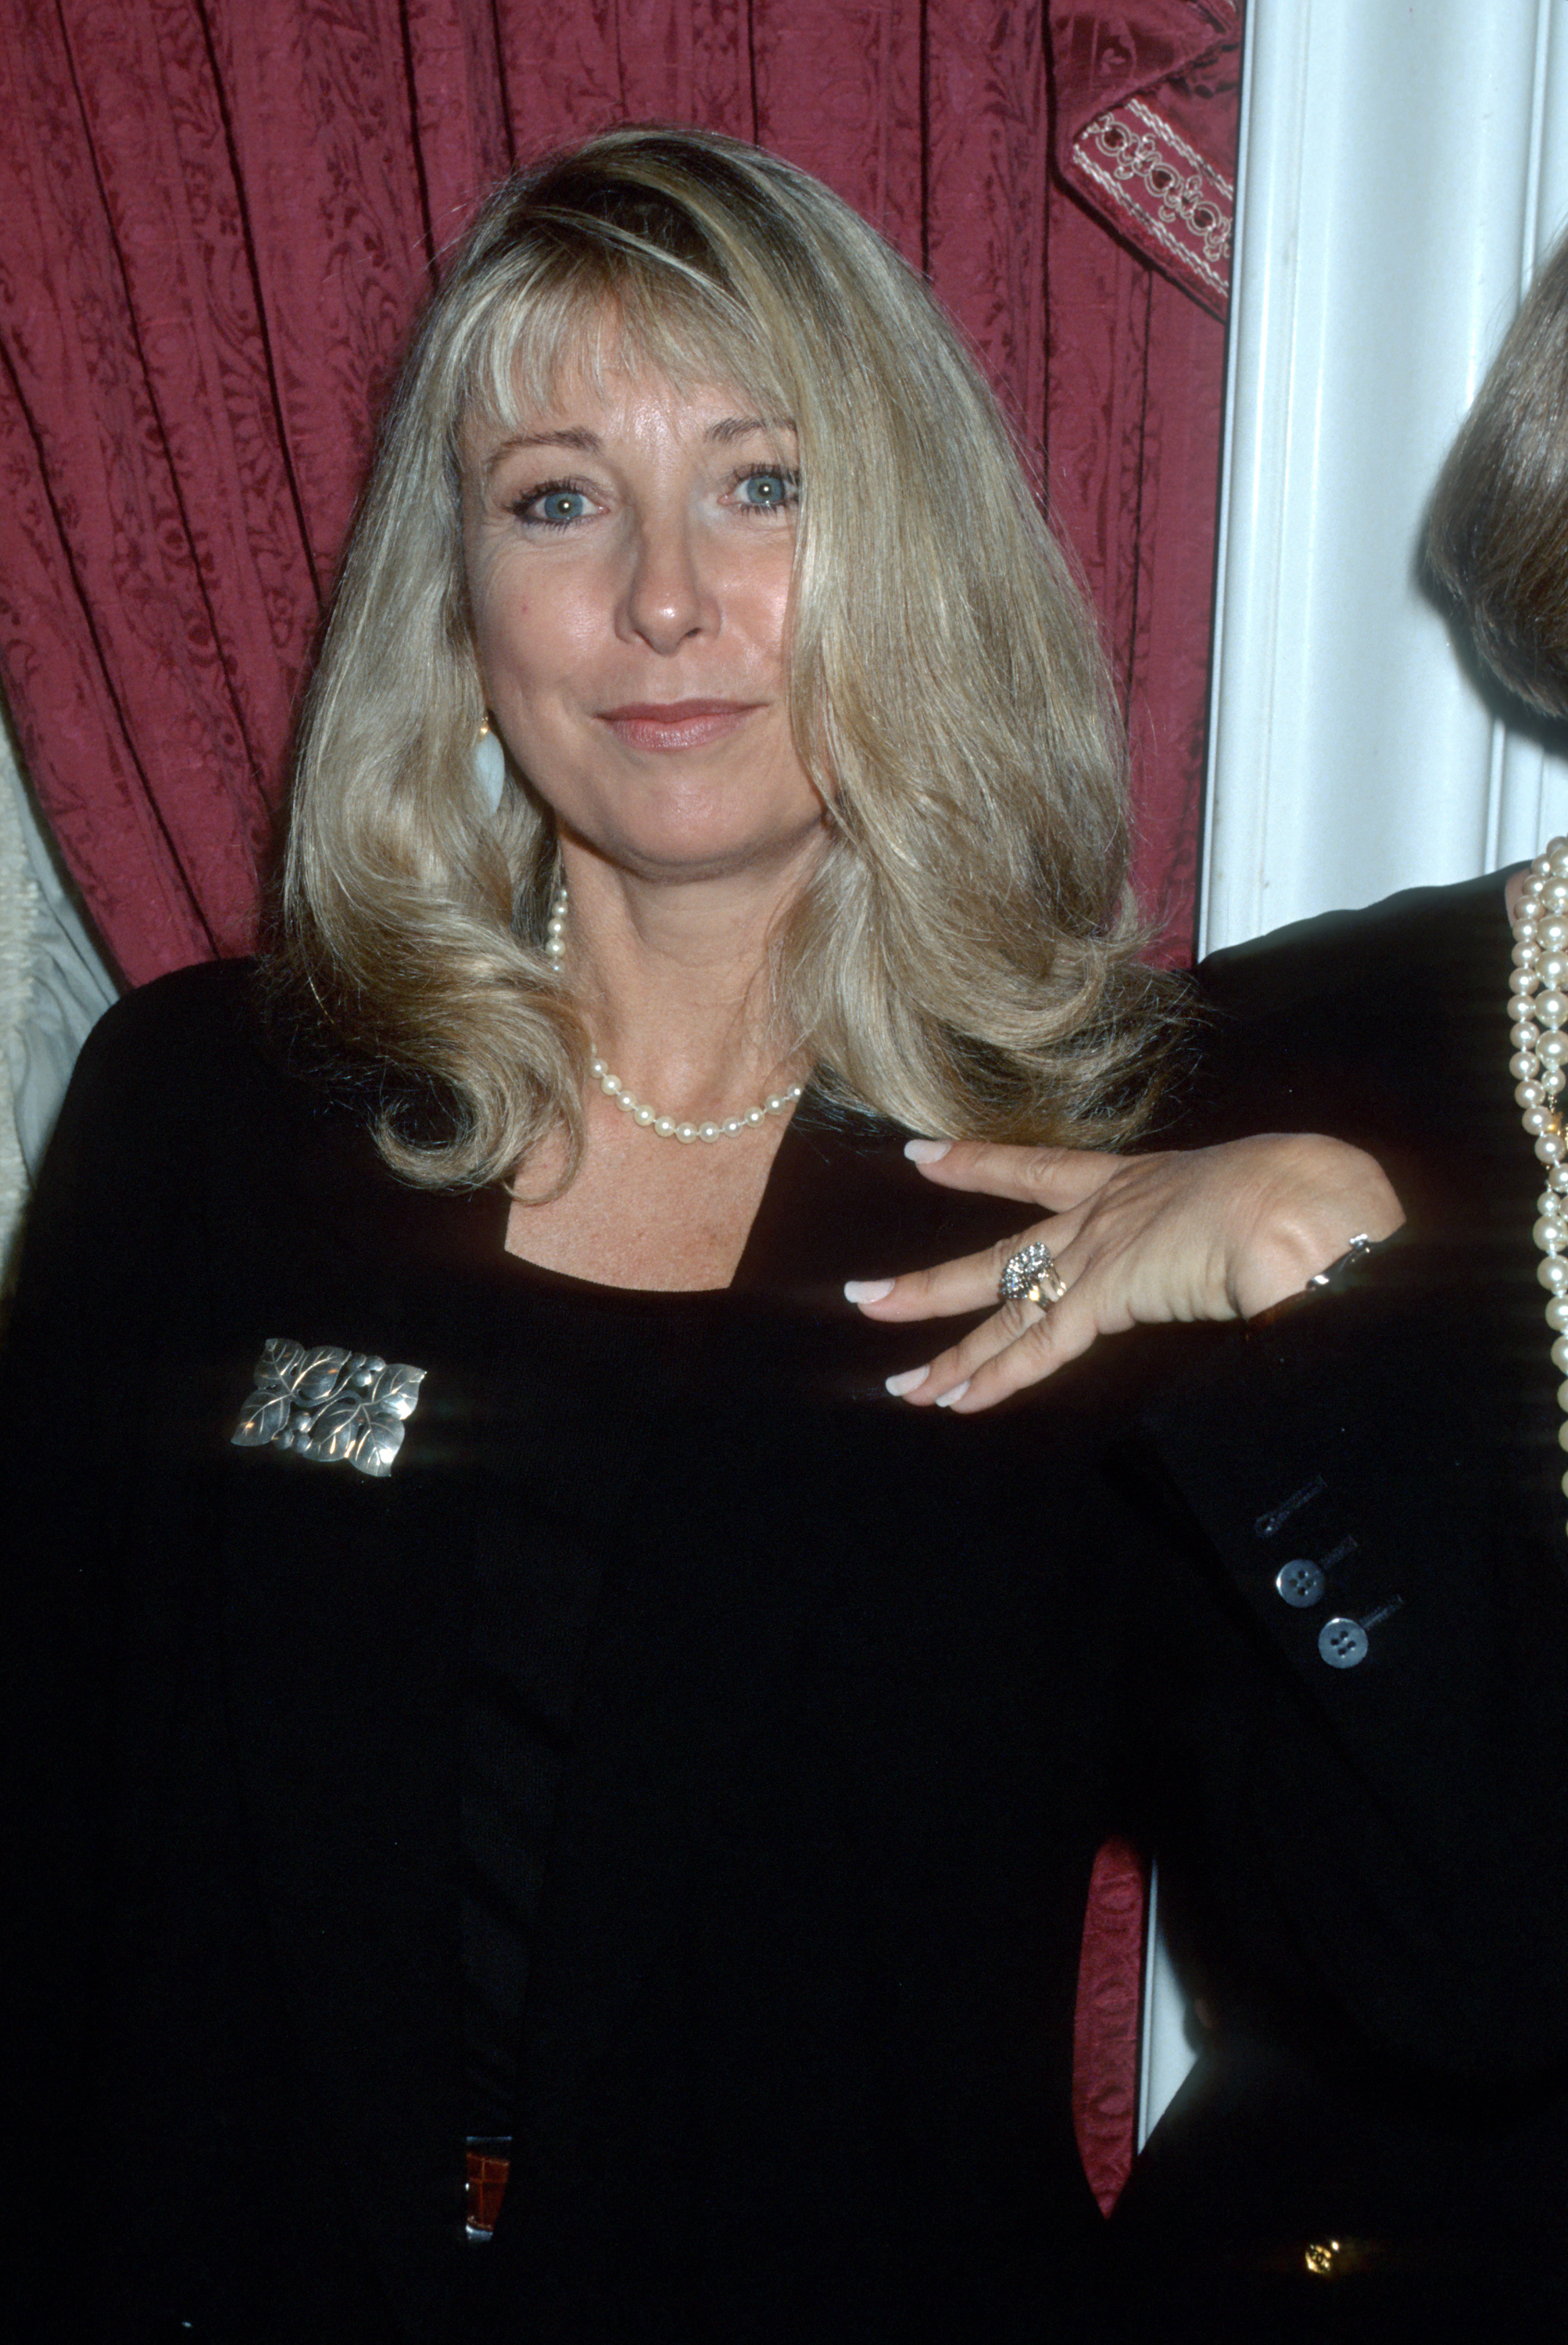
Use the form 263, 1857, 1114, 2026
998, 1239, 1069, 1311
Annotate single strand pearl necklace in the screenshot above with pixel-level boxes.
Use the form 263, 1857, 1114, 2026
1508, 837, 1568, 1526
544, 883, 804, 1144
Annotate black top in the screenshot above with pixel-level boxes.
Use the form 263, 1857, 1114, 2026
5, 881, 1568, 2342
451, 1121, 1031, 2143
461, 1438, 601, 2136
458, 1008, 1200, 2142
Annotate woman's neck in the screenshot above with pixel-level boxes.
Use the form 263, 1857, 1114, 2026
502, 841, 818, 1291
553, 840, 814, 1125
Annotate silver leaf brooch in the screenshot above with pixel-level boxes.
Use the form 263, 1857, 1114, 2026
231, 1337, 427, 1478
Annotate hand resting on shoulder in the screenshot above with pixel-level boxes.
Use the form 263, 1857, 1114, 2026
845, 1131, 1406, 1412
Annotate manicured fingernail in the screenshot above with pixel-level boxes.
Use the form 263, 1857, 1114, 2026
934, 1380, 971, 1408
844, 1278, 896, 1304
885, 1366, 929, 1398
904, 1137, 951, 1164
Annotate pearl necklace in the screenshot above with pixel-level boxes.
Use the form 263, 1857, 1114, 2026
543, 884, 804, 1144
1508, 838, 1568, 1526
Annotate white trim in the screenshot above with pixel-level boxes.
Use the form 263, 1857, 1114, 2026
1201, 0, 1568, 958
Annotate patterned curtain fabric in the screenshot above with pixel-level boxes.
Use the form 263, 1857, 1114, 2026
0, 0, 1235, 985
0, 0, 1238, 2204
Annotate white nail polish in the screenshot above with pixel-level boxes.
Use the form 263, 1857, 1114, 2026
885, 1366, 929, 1397
904, 1137, 952, 1164
934, 1380, 971, 1408
845, 1278, 896, 1304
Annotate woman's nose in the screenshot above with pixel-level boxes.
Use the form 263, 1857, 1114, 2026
618, 510, 717, 653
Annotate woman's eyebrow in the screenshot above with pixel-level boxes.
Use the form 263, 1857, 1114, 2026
483, 426, 600, 478
479, 415, 797, 479
709, 415, 797, 442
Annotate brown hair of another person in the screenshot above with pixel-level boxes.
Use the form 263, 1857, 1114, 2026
1428, 234, 1568, 721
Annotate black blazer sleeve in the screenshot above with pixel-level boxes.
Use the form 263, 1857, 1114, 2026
1122, 872, 1568, 2082
0, 968, 216, 2305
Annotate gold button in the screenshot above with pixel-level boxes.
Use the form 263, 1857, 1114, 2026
1304, 2239, 1341, 2278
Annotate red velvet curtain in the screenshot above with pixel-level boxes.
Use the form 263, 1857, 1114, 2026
0, 0, 1238, 2201
0, 0, 1235, 986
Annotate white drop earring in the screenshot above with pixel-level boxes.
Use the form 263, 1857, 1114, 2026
474, 720, 507, 814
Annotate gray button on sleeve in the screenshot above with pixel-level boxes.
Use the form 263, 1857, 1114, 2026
1276, 1559, 1326, 1608
1319, 1616, 1369, 1669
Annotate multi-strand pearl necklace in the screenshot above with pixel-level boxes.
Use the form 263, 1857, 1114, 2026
1508, 838, 1568, 1523
543, 883, 804, 1144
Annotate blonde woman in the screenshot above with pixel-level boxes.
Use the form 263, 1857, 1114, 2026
4, 129, 1559, 2343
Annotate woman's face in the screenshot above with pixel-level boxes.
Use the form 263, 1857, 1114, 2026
461, 349, 828, 886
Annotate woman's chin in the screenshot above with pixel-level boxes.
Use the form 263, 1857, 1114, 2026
565, 815, 829, 893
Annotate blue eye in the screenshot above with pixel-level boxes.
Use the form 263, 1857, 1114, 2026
736, 468, 798, 512
520, 485, 589, 527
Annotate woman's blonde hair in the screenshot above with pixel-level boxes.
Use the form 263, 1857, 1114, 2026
277, 125, 1180, 1187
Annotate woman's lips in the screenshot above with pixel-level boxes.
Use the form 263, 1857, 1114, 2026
599, 700, 761, 752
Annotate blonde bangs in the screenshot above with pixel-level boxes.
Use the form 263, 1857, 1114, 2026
456, 256, 786, 458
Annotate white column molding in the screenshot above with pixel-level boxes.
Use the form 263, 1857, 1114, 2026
1201, 0, 1568, 956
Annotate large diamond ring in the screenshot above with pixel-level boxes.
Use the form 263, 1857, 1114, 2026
998, 1240, 1069, 1310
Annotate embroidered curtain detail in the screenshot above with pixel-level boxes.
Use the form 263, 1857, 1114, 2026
1051, 1, 1240, 320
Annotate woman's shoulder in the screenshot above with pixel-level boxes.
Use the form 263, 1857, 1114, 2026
79, 955, 260, 1076
55, 957, 258, 1146
1177, 867, 1523, 1219
1194, 868, 1512, 1024
56, 957, 376, 1198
